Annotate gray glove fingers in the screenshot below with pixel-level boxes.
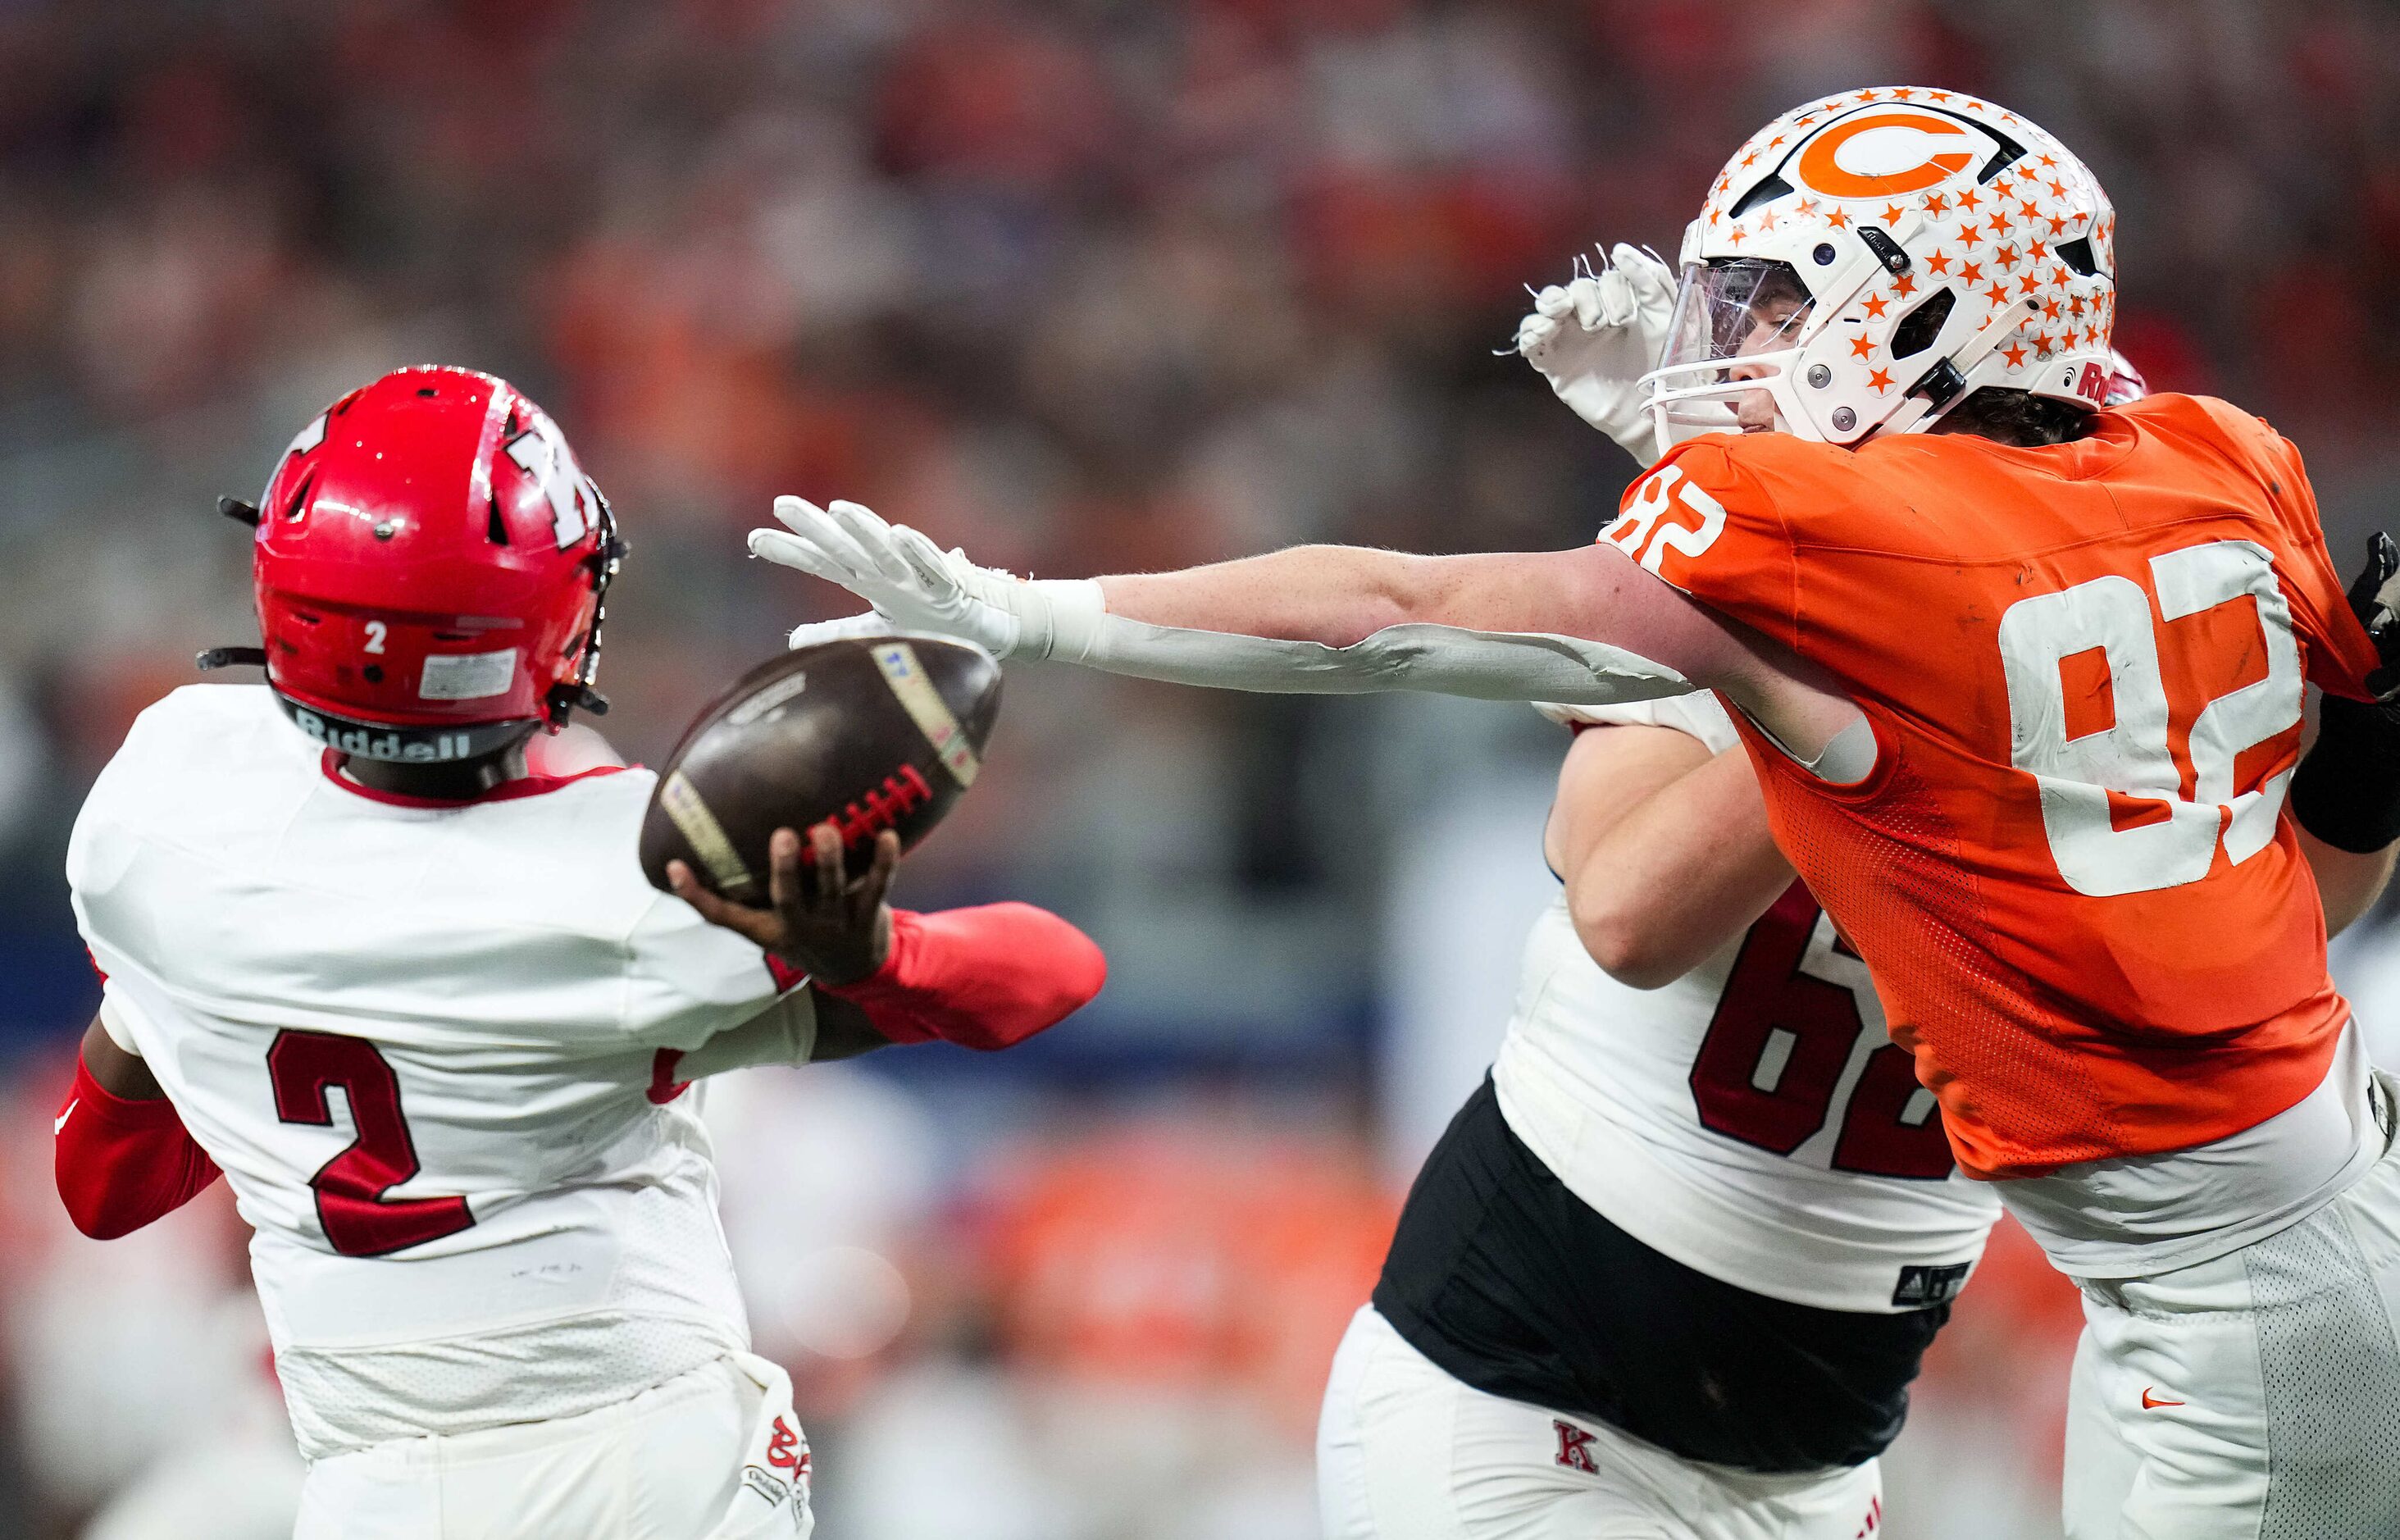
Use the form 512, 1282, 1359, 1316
786, 612, 899, 650
1568, 276, 1614, 330
826, 499, 919, 587
1610, 243, 1678, 312
749, 526, 842, 576
770, 499, 881, 584
1532, 284, 1573, 319
888, 523, 957, 590
1515, 310, 1561, 358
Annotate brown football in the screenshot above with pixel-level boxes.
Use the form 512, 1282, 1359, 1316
639, 635, 1002, 902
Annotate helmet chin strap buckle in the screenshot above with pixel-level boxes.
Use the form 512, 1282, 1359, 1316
196, 646, 269, 671
547, 682, 611, 721
218, 496, 262, 527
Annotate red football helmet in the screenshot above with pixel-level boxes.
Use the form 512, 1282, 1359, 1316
206, 366, 624, 763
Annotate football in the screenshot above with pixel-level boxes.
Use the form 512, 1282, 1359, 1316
639, 634, 1002, 902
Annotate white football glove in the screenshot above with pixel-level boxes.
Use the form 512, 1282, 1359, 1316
1515, 243, 1678, 467
749, 497, 1095, 662
782, 609, 899, 651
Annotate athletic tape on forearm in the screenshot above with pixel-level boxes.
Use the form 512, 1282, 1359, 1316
676, 990, 819, 1079
1015, 579, 1695, 704
2291, 694, 2400, 854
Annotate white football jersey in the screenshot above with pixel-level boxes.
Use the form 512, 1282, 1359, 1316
66, 685, 792, 1458
1491, 694, 2001, 1314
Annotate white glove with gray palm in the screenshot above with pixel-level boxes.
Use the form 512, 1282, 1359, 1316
749, 496, 1096, 660
1515, 243, 1678, 467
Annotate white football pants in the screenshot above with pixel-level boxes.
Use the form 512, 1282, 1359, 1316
1317, 1306, 1886, 1540
2062, 1109, 2400, 1539
294, 1354, 813, 1540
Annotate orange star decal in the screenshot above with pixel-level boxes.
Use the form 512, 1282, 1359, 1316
1956, 189, 1982, 212
2049, 180, 2068, 200
1892, 87, 1915, 100
1925, 194, 1949, 215
1868, 368, 1895, 394
1758, 210, 1779, 231
1983, 283, 2011, 306
1988, 213, 2011, 236
2042, 298, 2061, 320
2018, 199, 2040, 220
1742, 149, 1761, 168
1825, 207, 1851, 229
1956, 225, 1982, 248
1959, 262, 1983, 283
1856, 89, 1880, 103
1861, 293, 1890, 318
2002, 341, 2029, 369
1882, 203, 1907, 226
2018, 271, 2043, 296
1996, 245, 2018, 267
1728, 226, 1746, 246
1850, 335, 1877, 358
1927, 251, 1952, 275
1893, 273, 1918, 297
2028, 239, 2048, 262
1769, 135, 1787, 148
2039, 153, 2058, 168
2047, 214, 2068, 235
1795, 198, 1819, 216
1927, 90, 1953, 103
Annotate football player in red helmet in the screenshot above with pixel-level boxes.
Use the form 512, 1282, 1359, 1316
57, 366, 1106, 1538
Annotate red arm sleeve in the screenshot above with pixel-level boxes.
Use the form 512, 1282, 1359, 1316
823, 903, 1107, 1051
54, 1055, 222, 1240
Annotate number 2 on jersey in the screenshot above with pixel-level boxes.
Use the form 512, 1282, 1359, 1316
1688, 886, 1954, 1180
268, 1030, 473, 1257
1998, 539, 2302, 897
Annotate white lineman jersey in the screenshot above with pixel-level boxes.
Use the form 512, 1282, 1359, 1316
1495, 693, 2000, 1314
67, 685, 793, 1458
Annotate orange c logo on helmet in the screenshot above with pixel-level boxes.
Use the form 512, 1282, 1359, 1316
1795, 112, 1974, 198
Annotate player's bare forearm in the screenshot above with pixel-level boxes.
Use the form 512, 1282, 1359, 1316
808, 995, 893, 1060
2297, 824, 2395, 936
1546, 728, 1795, 988
1100, 542, 1760, 681
80, 1018, 164, 1100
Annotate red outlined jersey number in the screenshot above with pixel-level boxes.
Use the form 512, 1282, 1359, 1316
267, 1029, 474, 1257
1687, 885, 1954, 1179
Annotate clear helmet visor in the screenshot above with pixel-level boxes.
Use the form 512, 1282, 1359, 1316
1642, 258, 1817, 449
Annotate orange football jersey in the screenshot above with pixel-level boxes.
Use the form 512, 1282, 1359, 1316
1607, 394, 2381, 1178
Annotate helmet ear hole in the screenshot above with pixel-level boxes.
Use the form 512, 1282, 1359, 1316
1890, 289, 1957, 359
486, 495, 512, 546
284, 471, 316, 521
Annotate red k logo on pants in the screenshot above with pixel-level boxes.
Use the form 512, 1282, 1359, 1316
1552, 1419, 1599, 1474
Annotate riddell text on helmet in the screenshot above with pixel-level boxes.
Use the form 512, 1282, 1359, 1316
290, 708, 482, 763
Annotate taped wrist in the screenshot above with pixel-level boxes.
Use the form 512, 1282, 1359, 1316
2291, 694, 2400, 854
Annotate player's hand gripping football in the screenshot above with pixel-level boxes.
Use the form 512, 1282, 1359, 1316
1515, 243, 1678, 467
2348, 532, 2400, 701
749, 496, 1031, 659
667, 824, 898, 986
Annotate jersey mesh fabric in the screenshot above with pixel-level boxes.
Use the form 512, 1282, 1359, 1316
1493, 690, 1996, 1314
1615, 394, 2380, 1175
2246, 1201, 2400, 1538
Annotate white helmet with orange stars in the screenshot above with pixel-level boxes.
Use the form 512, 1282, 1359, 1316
1638, 88, 2119, 455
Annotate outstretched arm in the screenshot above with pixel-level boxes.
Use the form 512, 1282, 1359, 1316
757, 499, 1750, 708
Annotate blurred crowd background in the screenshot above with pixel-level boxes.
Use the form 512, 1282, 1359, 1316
2, 1, 2398, 1535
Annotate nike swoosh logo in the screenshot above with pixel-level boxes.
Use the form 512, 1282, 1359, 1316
2141, 1387, 2185, 1410
53, 1100, 75, 1136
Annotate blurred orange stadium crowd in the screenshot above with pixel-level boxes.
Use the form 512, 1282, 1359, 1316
0, 2, 2397, 1535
